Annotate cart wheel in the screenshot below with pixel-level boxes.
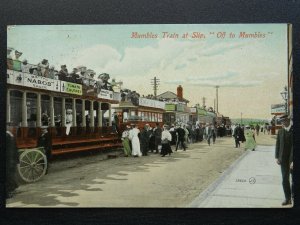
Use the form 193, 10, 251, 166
18, 149, 47, 183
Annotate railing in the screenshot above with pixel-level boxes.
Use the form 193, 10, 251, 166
7, 63, 120, 101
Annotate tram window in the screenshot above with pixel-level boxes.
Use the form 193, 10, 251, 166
10, 90, 22, 126
26, 93, 37, 127
141, 111, 145, 121
123, 112, 128, 122
54, 97, 62, 127
75, 99, 83, 127
41, 95, 50, 126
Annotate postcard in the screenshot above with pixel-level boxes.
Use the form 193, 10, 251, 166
5, 24, 293, 208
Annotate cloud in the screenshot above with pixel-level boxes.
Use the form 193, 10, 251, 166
187, 71, 239, 81
163, 79, 185, 85
187, 79, 261, 87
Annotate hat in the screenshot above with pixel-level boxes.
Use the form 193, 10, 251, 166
126, 125, 131, 129
15, 50, 22, 55
41, 126, 48, 130
66, 109, 72, 113
50, 65, 55, 69
61, 64, 66, 68
22, 59, 28, 63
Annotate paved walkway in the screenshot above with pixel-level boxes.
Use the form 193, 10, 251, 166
188, 145, 290, 208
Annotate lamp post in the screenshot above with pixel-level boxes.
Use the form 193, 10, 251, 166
280, 86, 288, 114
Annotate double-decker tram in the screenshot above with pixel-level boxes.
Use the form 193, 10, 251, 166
113, 94, 165, 130
7, 60, 122, 182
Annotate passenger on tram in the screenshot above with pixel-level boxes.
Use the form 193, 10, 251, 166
13, 50, 23, 71
58, 64, 68, 81
66, 109, 73, 135
38, 59, 49, 77
41, 111, 49, 126
32, 66, 42, 76
69, 68, 80, 84
21, 59, 31, 74
7, 48, 14, 70
48, 66, 56, 79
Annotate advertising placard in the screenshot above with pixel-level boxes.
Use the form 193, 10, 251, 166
61, 81, 82, 95
98, 89, 114, 100
165, 103, 176, 111
23, 73, 60, 92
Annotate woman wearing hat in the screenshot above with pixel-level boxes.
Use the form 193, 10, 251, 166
161, 125, 172, 157
244, 125, 256, 151
121, 125, 132, 157
128, 124, 142, 157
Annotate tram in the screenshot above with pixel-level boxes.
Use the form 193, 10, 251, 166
113, 96, 165, 130
7, 59, 122, 183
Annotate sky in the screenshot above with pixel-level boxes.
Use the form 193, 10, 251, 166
7, 24, 288, 119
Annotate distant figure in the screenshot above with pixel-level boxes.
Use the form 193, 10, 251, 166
153, 123, 162, 154
255, 124, 260, 136
275, 115, 293, 206
244, 125, 256, 151
121, 125, 132, 157
175, 124, 186, 151
129, 124, 141, 157
207, 124, 216, 146
37, 126, 52, 174
6, 129, 19, 199
233, 124, 243, 148
161, 125, 172, 157
140, 124, 150, 156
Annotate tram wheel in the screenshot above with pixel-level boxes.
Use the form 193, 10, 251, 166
18, 149, 47, 183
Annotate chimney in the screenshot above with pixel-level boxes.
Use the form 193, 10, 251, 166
177, 85, 183, 100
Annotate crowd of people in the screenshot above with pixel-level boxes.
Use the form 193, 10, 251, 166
119, 121, 274, 159
7, 48, 114, 92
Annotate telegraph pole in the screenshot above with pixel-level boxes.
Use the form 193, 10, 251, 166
202, 97, 206, 108
150, 76, 160, 99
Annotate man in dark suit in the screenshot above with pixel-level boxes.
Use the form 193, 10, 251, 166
275, 114, 293, 206
6, 128, 20, 198
175, 124, 186, 151
37, 126, 52, 174
153, 123, 162, 154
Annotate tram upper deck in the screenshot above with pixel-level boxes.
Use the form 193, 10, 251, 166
7, 59, 122, 154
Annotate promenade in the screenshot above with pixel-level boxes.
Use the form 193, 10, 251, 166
189, 134, 290, 208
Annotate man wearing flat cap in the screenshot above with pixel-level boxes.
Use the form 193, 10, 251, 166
275, 114, 293, 206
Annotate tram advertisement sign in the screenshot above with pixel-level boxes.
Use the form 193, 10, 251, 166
61, 81, 83, 95
165, 103, 176, 111
98, 89, 113, 100
271, 103, 285, 114
139, 97, 166, 109
7, 69, 23, 85
23, 73, 60, 92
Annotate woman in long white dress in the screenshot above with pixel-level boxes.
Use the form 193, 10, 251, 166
129, 124, 142, 157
